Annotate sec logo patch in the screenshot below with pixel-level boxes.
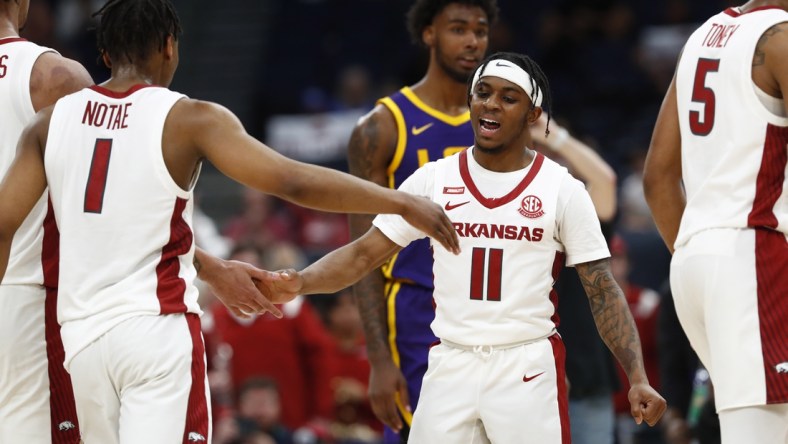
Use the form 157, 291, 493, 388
518, 195, 544, 218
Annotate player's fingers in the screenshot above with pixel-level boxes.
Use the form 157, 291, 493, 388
228, 305, 250, 319
247, 267, 284, 283
631, 400, 644, 425
252, 293, 283, 319
370, 394, 401, 431
398, 376, 411, 414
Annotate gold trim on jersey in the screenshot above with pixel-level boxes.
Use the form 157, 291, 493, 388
400, 87, 470, 126
378, 97, 408, 189
385, 280, 414, 426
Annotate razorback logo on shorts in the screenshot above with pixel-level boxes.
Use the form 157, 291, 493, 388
518, 195, 544, 219
776, 362, 788, 374
188, 432, 206, 442
58, 421, 75, 431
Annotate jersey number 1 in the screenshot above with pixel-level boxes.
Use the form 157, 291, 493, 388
689, 58, 720, 136
470, 247, 503, 301
84, 138, 113, 213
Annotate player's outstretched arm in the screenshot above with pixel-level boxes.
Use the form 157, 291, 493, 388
174, 100, 459, 254
347, 107, 411, 430
643, 75, 684, 254
576, 257, 667, 426
530, 115, 617, 222
193, 248, 283, 319
257, 227, 401, 302
0, 108, 52, 283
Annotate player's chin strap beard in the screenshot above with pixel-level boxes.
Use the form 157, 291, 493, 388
471, 59, 543, 107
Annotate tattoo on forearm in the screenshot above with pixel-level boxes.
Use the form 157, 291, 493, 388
348, 116, 380, 180
352, 272, 390, 357
753, 23, 785, 67
576, 258, 642, 378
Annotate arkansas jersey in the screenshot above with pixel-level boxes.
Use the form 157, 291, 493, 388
674, 7, 788, 248
374, 149, 609, 346
378, 87, 472, 287
44, 85, 200, 367
0, 38, 54, 285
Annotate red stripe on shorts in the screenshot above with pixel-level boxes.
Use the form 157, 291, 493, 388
549, 334, 571, 443
754, 229, 788, 403
182, 313, 210, 443
45, 288, 81, 443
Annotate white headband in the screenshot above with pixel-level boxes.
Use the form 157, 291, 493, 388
471, 59, 543, 107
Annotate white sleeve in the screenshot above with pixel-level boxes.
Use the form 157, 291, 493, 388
556, 177, 610, 266
372, 163, 435, 247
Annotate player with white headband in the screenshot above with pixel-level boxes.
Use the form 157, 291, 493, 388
259, 51, 666, 443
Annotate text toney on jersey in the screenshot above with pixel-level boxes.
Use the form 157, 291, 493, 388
452, 222, 544, 242
82, 100, 131, 130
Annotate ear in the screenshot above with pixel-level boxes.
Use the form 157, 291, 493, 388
101, 52, 112, 69
164, 34, 175, 60
422, 25, 435, 47
527, 106, 543, 124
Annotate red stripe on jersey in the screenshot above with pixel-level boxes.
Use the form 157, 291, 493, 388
747, 125, 788, 229
548, 334, 571, 444
182, 314, 210, 443
156, 198, 192, 314
45, 288, 81, 443
549, 252, 565, 328
42, 196, 59, 289
754, 229, 788, 403
89, 84, 154, 98
0, 37, 27, 45
724, 6, 785, 17
459, 150, 544, 209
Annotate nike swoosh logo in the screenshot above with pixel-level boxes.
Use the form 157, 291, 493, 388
495, 61, 511, 67
411, 123, 434, 136
444, 201, 470, 211
522, 371, 545, 382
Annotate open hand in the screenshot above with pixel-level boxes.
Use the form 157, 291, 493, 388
400, 194, 460, 254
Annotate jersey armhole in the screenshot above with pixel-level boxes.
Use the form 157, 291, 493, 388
377, 97, 407, 188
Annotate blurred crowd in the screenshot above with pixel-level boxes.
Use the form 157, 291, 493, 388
19, 1, 738, 443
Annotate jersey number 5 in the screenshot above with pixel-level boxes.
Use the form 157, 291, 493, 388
84, 138, 113, 213
470, 247, 503, 301
689, 58, 720, 136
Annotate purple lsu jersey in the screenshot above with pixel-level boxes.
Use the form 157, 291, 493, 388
378, 87, 473, 287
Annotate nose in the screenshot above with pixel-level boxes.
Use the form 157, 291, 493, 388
482, 94, 501, 111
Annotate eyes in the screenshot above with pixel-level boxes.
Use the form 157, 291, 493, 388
474, 88, 519, 104
449, 26, 489, 39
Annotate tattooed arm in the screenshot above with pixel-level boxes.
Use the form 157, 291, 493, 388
576, 258, 667, 426
346, 105, 411, 431
751, 22, 788, 114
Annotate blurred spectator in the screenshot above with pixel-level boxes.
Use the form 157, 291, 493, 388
610, 235, 663, 444
236, 378, 292, 444
312, 290, 381, 443
222, 189, 297, 251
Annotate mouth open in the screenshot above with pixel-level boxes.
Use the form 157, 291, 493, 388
479, 118, 501, 136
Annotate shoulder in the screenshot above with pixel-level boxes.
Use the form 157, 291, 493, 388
30, 53, 93, 112
168, 98, 240, 130
349, 103, 398, 150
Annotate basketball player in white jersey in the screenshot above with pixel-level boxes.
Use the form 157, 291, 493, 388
0, 1, 309, 442
0, 0, 458, 442
259, 51, 666, 443
644, 1, 788, 442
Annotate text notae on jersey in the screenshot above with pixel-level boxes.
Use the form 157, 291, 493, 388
675, 7, 788, 248
374, 150, 609, 346
378, 87, 473, 288
44, 85, 200, 367
0, 38, 55, 285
